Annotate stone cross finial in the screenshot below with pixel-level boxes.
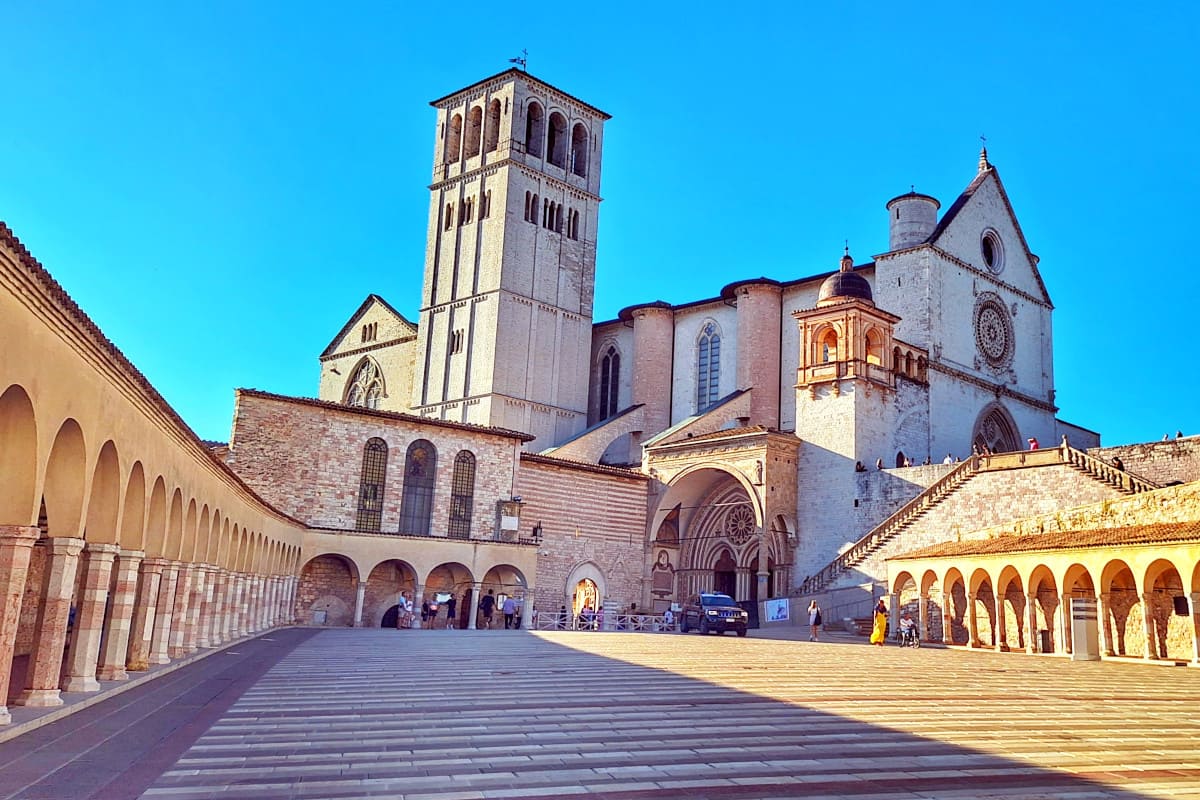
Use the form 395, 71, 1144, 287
978, 135, 991, 172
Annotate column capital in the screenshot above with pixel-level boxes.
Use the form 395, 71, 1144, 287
0, 525, 40, 545
141, 557, 170, 571
118, 548, 146, 560
42, 537, 85, 556
83, 541, 121, 557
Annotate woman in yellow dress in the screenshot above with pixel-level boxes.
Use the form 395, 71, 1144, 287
868, 598, 888, 646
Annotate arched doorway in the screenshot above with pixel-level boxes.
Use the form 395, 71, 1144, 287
573, 577, 599, 618
973, 403, 1020, 454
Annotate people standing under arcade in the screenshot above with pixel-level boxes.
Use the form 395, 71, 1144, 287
869, 598, 888, 646
445, 594, 457, 629
502, 595, 516, 629
479, 589, 496, 629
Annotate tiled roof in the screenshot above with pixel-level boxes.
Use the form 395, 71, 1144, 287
236, 389, 536, 442
893, 521, 1200, 561
520, 452, 650, 480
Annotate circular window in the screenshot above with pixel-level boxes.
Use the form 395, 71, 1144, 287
724, 504, 756, 546
974, 293, 1014, 369
981, 230, 1004, 274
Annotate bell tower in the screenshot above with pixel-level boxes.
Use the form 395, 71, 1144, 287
413, 70, 610, 448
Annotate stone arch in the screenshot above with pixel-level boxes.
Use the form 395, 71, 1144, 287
464, 105, 482, 158
813, 322, 840, 363
445, 112, 462, 163
1144, 557, 1187, 660
524, 100, 544, 158
864, 326, 884, 365
484, 98, 501, 153
344, 356, 385, 410
145, 477, 167, 557
996, 564, 1026, 650
972, 402, 1020, 454
0, 384, 38, 525
216, 518, 231, 568
564, 560, 606, 610
119, 461, 146, 550
968, 567, 997, 647
570, 122, 588, 177
42, 418, 87, 537
181, 498, 198, 562
195, 505, 211, 565
422, 560, 476, 628
942, 567, 967, 644
164, 489, 184, 560
546, 111, 568, 168
297, 553, 359, 627
1028, 564, 1059, 653
85, 440, 122, 544
365, 558, 417, 628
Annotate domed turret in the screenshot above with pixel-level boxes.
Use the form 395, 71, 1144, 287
817, 248, 873, 307
886, 189, 940, 251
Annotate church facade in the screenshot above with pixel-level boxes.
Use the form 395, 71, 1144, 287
302, 68, 1099, 617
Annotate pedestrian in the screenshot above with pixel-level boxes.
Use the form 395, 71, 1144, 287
1112, 455, 1124, 471
942, 453, 953, 465
875, 457, 884, 470
420, 597, 430, 627
662, 607, 675, 631
596, 605, 605, 631
398, 591, 413, 629
428, 595, 440, 628
807, 600, 822, 642
445, 594, 457, 629
479, 589, 496, 629
502, 595, 517, 629
854, 460, 866, 472
1027, 437, 1039, 450
868, 598, 888, 646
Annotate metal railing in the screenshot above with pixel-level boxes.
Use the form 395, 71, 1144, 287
531, 613, 676, 632
796, 456, 980, 596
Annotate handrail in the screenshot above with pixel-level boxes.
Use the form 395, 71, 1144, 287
796, 456, 980, 596
1061, 444, 1160, 494
531, 612, 674, 632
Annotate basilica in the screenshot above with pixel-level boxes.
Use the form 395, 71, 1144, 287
1, 70, 1198, 724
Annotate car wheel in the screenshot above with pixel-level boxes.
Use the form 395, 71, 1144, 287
736, 628, 747, 637
700, 618, 710, 635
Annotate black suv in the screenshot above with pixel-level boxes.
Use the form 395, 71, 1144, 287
680, 592, 748, 637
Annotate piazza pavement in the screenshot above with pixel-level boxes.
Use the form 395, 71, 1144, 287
0, 626, 1199, 800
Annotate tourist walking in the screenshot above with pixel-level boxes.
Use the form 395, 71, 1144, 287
869, 598, 888, 646
807, 600, 822, 641
502, 595, 517, 629
479, 589, 496, 629
445, 594, 457, 629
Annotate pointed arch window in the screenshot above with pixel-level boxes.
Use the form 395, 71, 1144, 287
355, 438, 387, 532
346, 359, 383, 409
399, 439, 437, 536
696, 322, 721, 412
599, 346, 620, 420
447, 451, 476, 539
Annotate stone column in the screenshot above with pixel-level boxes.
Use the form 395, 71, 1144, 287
1098, 591, 1115, 656
62, 542, 120, 692
247, 576, 262, 633
149, 562, 179, 665
521, 587, 536, 629
232, 574, 248, 637
266, 576, 280, 627
352, 579, 367, 627
1026, 593, 1040, 654
126, 558, 165, 671
995, 592, 1008, 651
183, 566, 206, 652
206, 569, 227, 646
413, 583, 426, 628
1188, 592, 1200, 666
1058, 594, 1073, 655
15, 537, 84, 707
918, 594, 929, 642
97, 549, 144, 680
195, 566, 215, 648
940, 592, 953, 644
167, 564, 193, 658
1141, 593, 1159, 660
0, 526, 39, 723
467, 583, 480, 630
222, 571, 239, 641
966, 592, 980, 648
282, 576, 296, 625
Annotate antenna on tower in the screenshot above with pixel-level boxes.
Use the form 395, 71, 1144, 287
508, 49, 528, 71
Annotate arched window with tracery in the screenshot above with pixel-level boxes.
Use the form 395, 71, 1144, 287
525, 102, 544, 157
355, 438, 387, 532
346, 359, 383, 409
547, 112, 568, 168
447, 450, 476, 539
599, 345, 620, 420
484, 99, 501, 153
973, 404, 1020, 454
696, 322, 721, 412
445, 113, 462, 163
570, 122, 588, 177
399, 439, 437, 536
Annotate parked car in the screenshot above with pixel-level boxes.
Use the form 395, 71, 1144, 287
680, 592, 748, 636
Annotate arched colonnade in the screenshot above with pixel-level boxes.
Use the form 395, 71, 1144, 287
887, 541, 1200, 664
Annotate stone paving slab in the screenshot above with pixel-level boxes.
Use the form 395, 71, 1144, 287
1, 628, 1199, 799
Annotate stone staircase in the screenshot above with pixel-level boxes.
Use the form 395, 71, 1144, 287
796, 445, 1160, 597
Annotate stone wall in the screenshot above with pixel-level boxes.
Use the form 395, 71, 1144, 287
831, 462, 1124, 590
295, 554, 357, 627
515, 455, 649, 615
1092, 436, 1200, 487
228, 390, 521, 535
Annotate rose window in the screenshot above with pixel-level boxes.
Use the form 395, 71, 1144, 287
724, 504, 756, 545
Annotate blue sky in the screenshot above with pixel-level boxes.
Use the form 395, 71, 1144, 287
2, 2, 1196, 446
